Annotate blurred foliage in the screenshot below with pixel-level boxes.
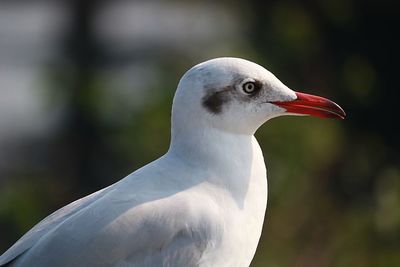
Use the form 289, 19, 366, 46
0, 0, 399, 266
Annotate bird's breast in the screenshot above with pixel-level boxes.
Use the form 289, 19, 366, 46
199, 144, 267, 267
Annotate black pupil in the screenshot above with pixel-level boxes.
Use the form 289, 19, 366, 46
245, 82, 255, 92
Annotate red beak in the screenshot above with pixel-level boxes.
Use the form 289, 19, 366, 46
272, 92, 346, 119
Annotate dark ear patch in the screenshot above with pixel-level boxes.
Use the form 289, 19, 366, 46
202, 89, 231, 114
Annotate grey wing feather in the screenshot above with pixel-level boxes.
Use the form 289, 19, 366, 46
0, 187, 110, 266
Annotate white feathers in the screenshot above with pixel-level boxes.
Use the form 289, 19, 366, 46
0, 57, 298, 267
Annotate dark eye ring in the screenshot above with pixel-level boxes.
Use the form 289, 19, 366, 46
242, 82, 257, 94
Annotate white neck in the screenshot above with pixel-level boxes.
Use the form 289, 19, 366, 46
168, 123, 259, 205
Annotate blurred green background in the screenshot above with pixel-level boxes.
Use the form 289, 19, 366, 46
0, 0, 399, 266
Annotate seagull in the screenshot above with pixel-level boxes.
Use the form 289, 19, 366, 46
0, 57, 345, 267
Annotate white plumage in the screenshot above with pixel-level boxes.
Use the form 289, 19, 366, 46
0, 57, 344, 267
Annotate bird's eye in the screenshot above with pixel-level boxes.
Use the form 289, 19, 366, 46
242, 82, 257, 94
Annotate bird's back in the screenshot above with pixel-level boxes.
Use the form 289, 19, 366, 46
0, 186, 111, 266
0, 156, 224, 267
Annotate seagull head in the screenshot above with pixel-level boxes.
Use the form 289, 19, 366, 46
172, 57, 345, 136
